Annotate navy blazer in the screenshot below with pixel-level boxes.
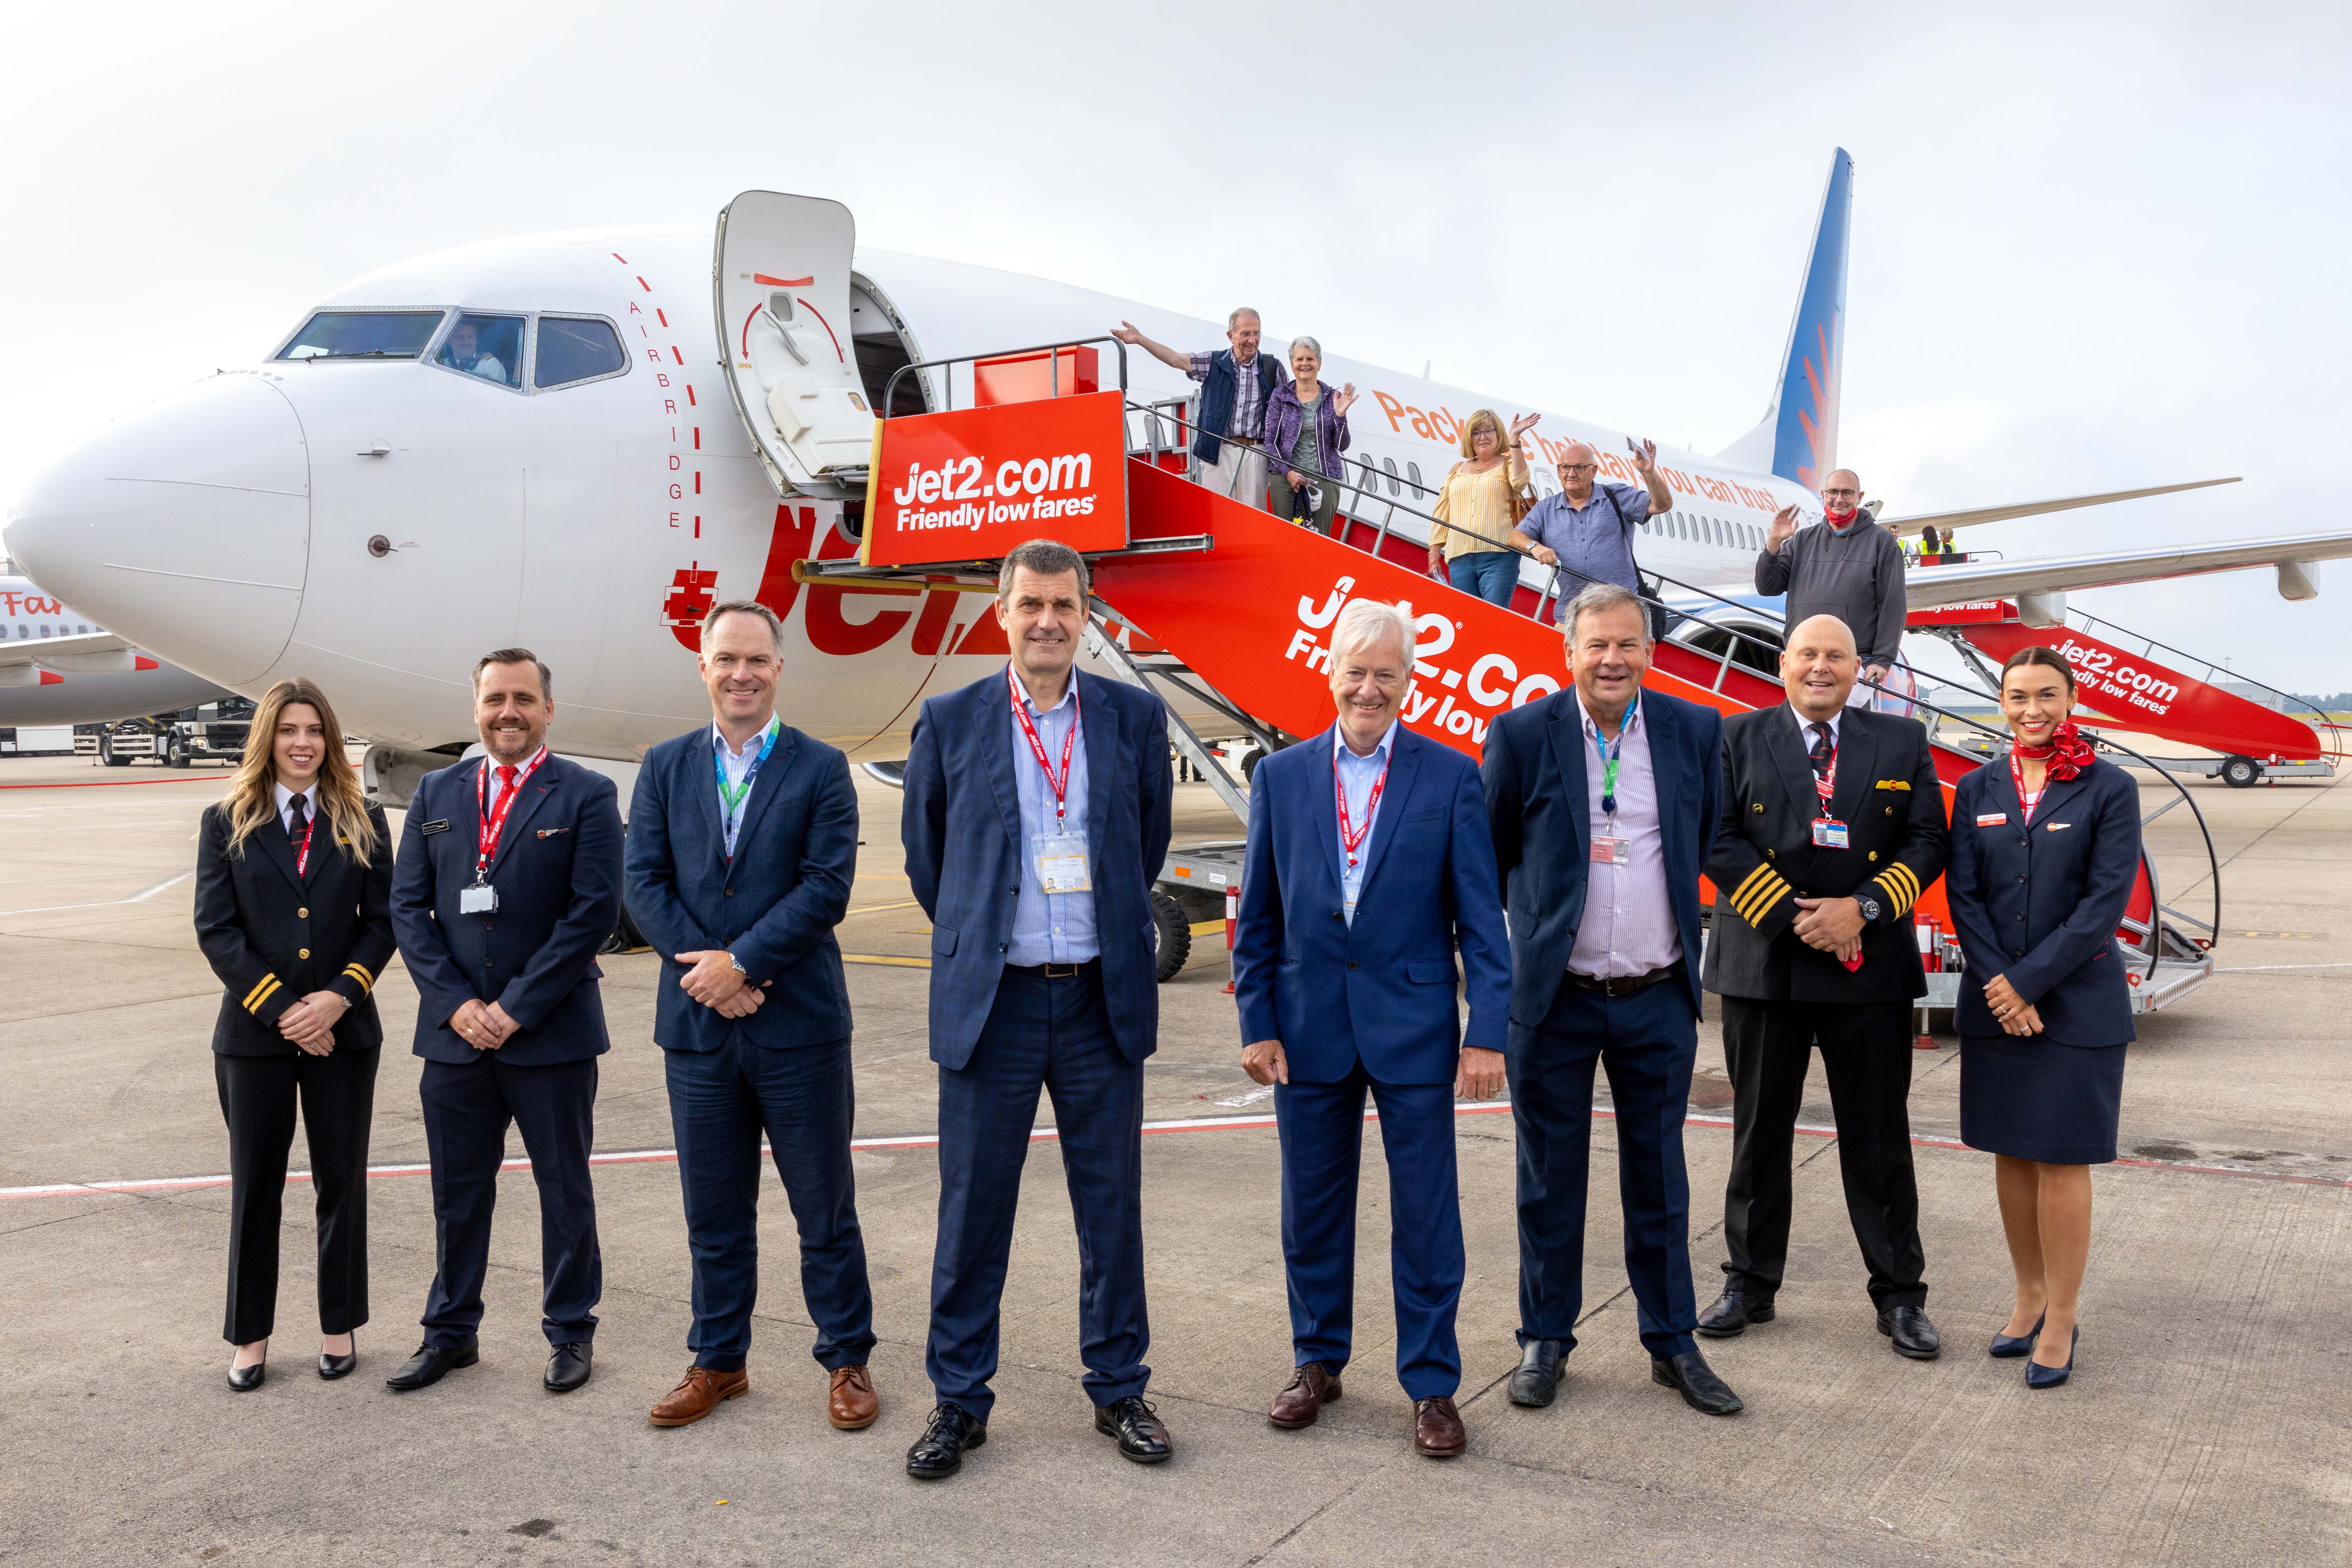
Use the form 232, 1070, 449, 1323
389, 753, 623, 1066
1946, 755, 2141, 1047
901, 667, 1172, 1070
1232, 724, 1510, 1085
624, 720, 856, 1052
1482, 686, 1723, 1034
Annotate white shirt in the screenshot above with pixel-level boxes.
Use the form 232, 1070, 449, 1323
1333, 718, 1399, 926
272, 779, 319, 833
482, 746, 548, 813
1567, 694, 1679, 978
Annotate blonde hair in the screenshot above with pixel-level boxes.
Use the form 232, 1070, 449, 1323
1459, 408, 1508, 459
222, 679, 378, 865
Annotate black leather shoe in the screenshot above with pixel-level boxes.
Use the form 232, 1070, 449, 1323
385, 1341, 478, 1392
1094, 1395, 1172, 1463
1651, 1350, 1744, 1415
544, 1341, 592, 1393
1507, 1339, 1567, 1407
317, 1340, 357, 1381
906, 1402, 987, 1480
1696, 1288, 1775, 1339
226, 1359, 266, 1392
1878, 1305, 1942, 1360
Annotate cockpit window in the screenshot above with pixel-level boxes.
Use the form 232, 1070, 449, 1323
534, 317, 627, 388
278, 311, 444, 361
434, 313, 525, 389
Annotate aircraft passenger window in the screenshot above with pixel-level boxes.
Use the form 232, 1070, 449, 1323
1406, 462, 1424, 498
278, 311, 444, 361
1358, 457, 1380, 503
434, 313, 525, 389
1383, 458, 1399, 496
534, 317, 627, 389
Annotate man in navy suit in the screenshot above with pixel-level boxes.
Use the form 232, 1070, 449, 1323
387, 649, 622, 1395
1482, 583, 1743, 1416
899, 539, 1173, 1480
624, 599, 877, 1433
1231, 598, 1510, 1460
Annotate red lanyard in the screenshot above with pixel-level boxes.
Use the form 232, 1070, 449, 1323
1009, 667, 1079, 828
288, 801, 315, 877
474, 748, 546, 878
2008, 751, 2045, 824
1335, 745, 1392, 870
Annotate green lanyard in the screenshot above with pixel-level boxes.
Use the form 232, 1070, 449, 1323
1590, 697, 1636, 816
715, 719, 779, 836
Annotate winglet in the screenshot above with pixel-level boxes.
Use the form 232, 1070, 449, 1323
1717, 149, 1855, 490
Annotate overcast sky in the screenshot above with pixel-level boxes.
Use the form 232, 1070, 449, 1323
7, 1, 2347, 689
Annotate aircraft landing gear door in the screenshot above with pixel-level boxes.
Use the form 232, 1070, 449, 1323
715, 191, 875, 499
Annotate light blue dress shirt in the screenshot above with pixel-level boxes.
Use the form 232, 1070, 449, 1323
1005, 672, 1097, 965
1334, 718, 1398, 926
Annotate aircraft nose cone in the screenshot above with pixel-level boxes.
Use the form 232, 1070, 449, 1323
5, 373, 308, 685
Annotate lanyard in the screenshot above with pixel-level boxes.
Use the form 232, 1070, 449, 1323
715, 719, 780, 844
1009, 667, 1080, 828
287, 800, 316, 878
473, 749, 546, 881
1809, 730, 1838, 813
2008, 750, 2046, 825
1588, 697, 1636, 816
1335, 744, 1392, 871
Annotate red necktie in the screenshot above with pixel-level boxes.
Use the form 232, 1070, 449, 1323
496, 764, 517, 805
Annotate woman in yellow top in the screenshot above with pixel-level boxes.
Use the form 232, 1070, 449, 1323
1426, 408, 1539, 606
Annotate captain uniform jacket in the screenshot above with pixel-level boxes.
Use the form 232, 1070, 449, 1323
1703, 704, 1948, 1005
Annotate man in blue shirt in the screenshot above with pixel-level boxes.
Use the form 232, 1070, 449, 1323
1511, 439, 1675, 624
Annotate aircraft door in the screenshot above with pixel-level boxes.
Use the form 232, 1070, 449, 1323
714, 193, 874, 499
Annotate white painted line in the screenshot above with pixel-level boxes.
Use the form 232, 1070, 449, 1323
1212, 1085, 1278, 1108
2215, 962, 2352, 972
0, 869, 194, 918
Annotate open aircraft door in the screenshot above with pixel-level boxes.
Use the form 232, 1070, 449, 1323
715, 192, 875, 499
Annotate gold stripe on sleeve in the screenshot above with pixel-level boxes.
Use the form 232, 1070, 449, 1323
242, 973, 279, 1011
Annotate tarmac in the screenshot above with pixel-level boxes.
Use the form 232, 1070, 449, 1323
1, 748, 2346, 1567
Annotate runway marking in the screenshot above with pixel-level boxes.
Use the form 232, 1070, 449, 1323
2215, 962, 2352, 973
0, 870, 193, 917
842, 899, 924, 917
6, 1102, 2345, 1201
0, 776, 219, 791
841, 953, 929, 968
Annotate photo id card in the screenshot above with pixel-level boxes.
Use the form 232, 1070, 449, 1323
1810, 818, 1850, 849
1591, 835, 1632, 865
1033, 832, 1092, 895
459, 883, 499, 915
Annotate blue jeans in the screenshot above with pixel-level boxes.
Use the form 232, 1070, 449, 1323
1448, 551, 1519, 607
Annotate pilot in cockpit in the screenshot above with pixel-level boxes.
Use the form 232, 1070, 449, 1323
440, 320, 507, 385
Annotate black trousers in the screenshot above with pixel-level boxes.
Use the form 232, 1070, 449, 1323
215, 1047, 379, 1344
1719, 997, 1927, 1309
418, 1054, 602, 1349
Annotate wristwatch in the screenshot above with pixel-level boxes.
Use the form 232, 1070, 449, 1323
1855, 893, 1883, 925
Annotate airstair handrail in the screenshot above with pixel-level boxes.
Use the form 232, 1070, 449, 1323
878, 336, 1130, 422
2062, 604, 2349, 749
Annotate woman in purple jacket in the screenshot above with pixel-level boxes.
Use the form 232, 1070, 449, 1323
1263, 336, 1356, 535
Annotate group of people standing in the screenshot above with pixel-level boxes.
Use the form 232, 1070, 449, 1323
195, 532, 2139, 1478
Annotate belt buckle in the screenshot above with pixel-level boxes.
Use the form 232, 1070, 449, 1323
1603, 974, 1633, 998
1043, 962, 1079, 979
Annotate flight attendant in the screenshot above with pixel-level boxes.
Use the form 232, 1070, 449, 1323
193, 678, 396, 1390
1946, 646, 2142, 1389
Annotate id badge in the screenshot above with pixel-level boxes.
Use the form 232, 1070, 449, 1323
459, 881, 499, 915
1591, 835, 1631, 865
1810, 818, 1849, 849
1033, 832, 1092, 895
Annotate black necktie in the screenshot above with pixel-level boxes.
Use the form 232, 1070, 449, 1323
286, 793, 309, 844
1808, 722, 1834, 780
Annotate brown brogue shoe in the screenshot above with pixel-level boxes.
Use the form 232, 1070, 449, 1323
649, 1365, 748, 1427
828, 1365, 879, 1430
1267, 1362, 1343, 1429
1413, 1395, 1466, 1458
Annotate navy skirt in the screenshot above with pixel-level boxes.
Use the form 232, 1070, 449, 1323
1959, 1033, 2127, 1165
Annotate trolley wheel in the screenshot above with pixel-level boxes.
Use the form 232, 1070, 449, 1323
1150, 890, 1191, 983
166, 735, 191, 768
99, 733, 131, 768
2220, 755, 2262, 789
1240, 748, 1262, 783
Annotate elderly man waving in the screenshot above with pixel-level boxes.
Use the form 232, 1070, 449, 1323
1231, 598, 1511, 1460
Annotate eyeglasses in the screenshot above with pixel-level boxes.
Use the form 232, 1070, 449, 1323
1560, 463, 1597, 473
1821, 488, 1860, 498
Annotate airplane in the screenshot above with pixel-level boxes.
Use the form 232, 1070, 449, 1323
0, 563, 235, 725
8, 149, 2350, 809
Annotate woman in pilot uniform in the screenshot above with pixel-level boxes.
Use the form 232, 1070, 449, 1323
1946, 646, 2142, 1390
193, 678, 396, 1390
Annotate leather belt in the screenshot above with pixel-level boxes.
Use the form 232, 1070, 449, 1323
1564, 960, 1685, 998
1008, 959, 1100, 980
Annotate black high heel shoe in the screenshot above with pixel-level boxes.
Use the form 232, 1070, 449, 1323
2026, 1326, 2079, 1390
227, 1357, 267, 1392
318, 1334, 357, 1380
1989, 1311, 2045, 1359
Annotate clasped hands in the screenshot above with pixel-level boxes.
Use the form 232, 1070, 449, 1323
1243, 1039, 1506, 1102
676, 950, 768, 1018
450, 996, 521, 1051
277, 990, 350, 1056
1791, 895, 1865, 964
1981, 974, 2043, 1036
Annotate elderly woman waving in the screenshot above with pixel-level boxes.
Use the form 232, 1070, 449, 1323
1263, 336, 1356, 536
1428, 409, 1538, 607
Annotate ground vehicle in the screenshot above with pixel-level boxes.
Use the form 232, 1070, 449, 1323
76, 697, 257, 768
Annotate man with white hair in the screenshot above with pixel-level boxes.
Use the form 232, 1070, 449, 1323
1231, 597, 1510, 1459
1112, 309, 1283, 509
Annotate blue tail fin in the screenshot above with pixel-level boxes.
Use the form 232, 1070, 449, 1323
1716, 149, 1853, 490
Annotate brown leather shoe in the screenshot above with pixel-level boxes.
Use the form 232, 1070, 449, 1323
1413, 1395, 1466, 1458
649, 1365, 748, 1427
1268, 1362, 1343, 1429
828, 1365, 879, 1430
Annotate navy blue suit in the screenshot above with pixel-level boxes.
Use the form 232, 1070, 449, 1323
1233, 723, 1508, 1397
390, 752, 621, 1348
624, 721, 873, 1373
900, 667, 1171, 1421
1483, 686, 1723, 1359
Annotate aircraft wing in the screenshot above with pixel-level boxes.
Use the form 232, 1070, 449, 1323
0, 630, 135, 673
1880, 477, 2240, 537
1904, 528, 2352, 609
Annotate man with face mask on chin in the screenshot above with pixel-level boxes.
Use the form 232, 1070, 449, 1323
387, 649, 623, 1395
1759, 470, 1908, 693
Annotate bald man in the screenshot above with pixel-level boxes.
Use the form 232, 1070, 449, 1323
1697, 615, 1948, 1361
1510, 439, 1674, 627
1759, 471, 1908, 690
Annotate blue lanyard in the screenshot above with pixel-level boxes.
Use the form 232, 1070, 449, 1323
1590, 698, 1636, 817
715, 719, 779, 843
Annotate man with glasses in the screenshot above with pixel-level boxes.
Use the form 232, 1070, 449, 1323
1508, 440, 1673, 633
1760, 469, 1908, 694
